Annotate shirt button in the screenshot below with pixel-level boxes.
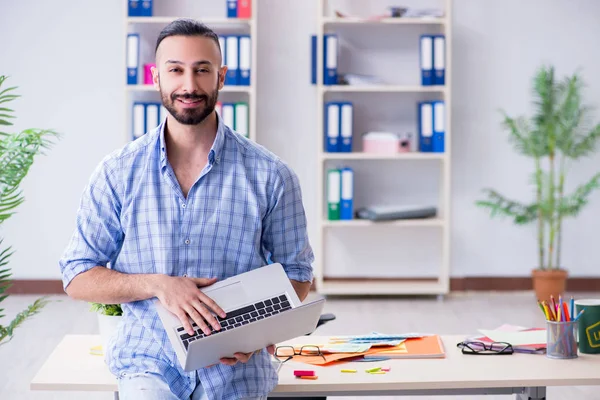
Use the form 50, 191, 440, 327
185, 239, 190, 245
181, 203, 186, 208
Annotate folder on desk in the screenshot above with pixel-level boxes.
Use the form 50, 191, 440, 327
420, 35, 434, 86
418, 101, 434, 152
225, 36, 239, 85
126, 33, 139, 85
433, 35, 445, 85
327, 169, 341, 220
222, 103, 235, 129
339, 102, 353, 152
238, 35, 251, 86
234, 102, 249, 137
340, 168, 353, 220
363, 335, 446, 359
132, 102, 145, 140
324, 102, 340, 152
432, 100, 445, 153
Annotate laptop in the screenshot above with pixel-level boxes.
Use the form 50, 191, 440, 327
155, 263, 326, 371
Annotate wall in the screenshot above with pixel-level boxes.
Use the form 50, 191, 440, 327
1, 0, 599, 280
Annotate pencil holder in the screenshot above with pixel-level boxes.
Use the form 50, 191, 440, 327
546, 320, 578, 359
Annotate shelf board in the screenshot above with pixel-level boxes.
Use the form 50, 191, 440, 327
126, 85, 252, 93
320, 152, 446, 161
322, 218, 445, 228
127, 17, 252, 26
318, 278, 447, 295
322, 17, 447, 25
320, 85, 445, 93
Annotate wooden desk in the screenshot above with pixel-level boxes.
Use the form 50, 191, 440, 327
31, 334, 600, 399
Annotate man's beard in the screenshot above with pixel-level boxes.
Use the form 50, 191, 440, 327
160, 80, 219, 126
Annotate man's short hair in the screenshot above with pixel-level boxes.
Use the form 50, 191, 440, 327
155, 18, 221, 56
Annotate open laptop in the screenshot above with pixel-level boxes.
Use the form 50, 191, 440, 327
155, 263, 326, 371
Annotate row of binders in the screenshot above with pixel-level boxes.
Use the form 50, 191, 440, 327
324, 101, 446, 153
126, 34, 252, 86
310, 34, 446, 86
131, 101, 249, 140
327, 168, 354, 220
128, 0, 252, 18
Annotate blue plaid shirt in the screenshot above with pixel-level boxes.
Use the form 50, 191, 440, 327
59, 116, 314, 399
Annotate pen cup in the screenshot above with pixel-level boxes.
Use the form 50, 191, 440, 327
546, 320, 578, 359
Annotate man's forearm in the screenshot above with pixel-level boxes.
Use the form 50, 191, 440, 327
65, 266, 161, 304
290, 279, 312, 302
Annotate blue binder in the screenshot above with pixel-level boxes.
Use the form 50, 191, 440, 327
126, 33, 139, 85
323, 34, 338, 85
132, 102, 146, 140
311, 35, 317, 84
433, 35, 445, 85
128, 0, 140, 16
324, 102, 340, 152
227, 0, 238, 18
339, 102, 353, 152
432, 100, 445, 152
139, 0, 152, 17
224, 36, 239, 85
418, 101, 434, 152
238, 35, 251, 86
340, 167, 354, 220
420, 35, 434, 86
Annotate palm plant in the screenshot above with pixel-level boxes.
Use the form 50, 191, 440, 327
476, 66, 600, 272
0, 75, 60, 345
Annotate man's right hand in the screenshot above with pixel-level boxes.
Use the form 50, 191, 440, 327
155, 276, 226, 336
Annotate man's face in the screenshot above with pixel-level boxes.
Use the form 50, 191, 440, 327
152, 35, 225, 126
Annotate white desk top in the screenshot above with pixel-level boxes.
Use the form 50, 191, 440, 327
30, 334, 600, 394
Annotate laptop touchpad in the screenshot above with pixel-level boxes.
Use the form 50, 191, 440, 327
201, 281, 248, 311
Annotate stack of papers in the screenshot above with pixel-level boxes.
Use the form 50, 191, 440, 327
470, 324, 547, 354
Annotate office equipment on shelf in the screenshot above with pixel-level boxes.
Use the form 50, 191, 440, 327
432, 100, 445, 152
132, 102, 145, 140
238, 35, 251, 86
144, 63, 155, 85
234, 102, 249, 137
225, 36, 239, 85
128, 0, 152, 17
339, 102, 353, 152
145, 103, 160, 135
327, 169, 341, 220
418, 101, 434, 152
126, 33, 139, 85
311, 34, 338, 85
324, 102, 353, 152
227, 0, 252, 19
221, 103, 235, 131
340, 168, 354, 220
420, 35, 434, 86
433, 35, 446, 85
355, 204, 437, 221
131, 102, 162, 141
339, 73, 385, 86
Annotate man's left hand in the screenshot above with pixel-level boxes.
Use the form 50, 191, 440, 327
219, 344, 275, 366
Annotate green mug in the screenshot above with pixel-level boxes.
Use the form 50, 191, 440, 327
575, 299, 600, 354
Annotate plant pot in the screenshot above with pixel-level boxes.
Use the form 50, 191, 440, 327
532, 268, 568, 303
97, 313, 123, 353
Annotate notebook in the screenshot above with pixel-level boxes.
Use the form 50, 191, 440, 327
363, 335, 446, 359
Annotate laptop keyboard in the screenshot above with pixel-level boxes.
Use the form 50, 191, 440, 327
177, 294, 292, 351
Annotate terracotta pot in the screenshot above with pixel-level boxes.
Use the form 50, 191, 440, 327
531, 268, 568, 303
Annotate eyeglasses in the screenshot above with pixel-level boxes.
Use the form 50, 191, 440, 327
456, 341, 514, 355
274, 345, 327, 363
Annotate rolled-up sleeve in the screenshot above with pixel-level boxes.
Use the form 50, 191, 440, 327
262, 161, 314, 283
59, 156, 124, 291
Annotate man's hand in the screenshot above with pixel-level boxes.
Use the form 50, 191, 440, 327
155, 275, 226, 336
219, 344, 275, 366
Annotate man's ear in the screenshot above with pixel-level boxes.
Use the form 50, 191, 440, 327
218, 66, 228, 90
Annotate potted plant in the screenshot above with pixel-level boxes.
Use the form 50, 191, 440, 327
0, 75, 59, 345
90, 303, 123, 352
476, 65, 600, 303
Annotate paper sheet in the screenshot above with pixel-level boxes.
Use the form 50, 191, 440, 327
477, 329, 547, 346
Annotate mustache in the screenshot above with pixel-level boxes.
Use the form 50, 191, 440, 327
172, 93, 207, 101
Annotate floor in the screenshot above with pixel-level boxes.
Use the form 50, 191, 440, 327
1, 291, 599, 399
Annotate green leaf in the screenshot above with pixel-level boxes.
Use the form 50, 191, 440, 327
475, 189, 538, 225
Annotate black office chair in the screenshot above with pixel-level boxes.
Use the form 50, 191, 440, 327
268, 313, 336, 400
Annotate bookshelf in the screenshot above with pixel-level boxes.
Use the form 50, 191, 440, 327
124, 1, 258, 144
314, 0, 452, 296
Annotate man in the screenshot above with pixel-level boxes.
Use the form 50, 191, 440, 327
59, 18, 314, 400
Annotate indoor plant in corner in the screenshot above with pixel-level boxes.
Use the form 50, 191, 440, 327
476, 65, 600, 303
0, 75, 59, 344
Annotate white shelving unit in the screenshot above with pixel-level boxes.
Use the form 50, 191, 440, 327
124, 2, 258, 144
314, 0, 452, 296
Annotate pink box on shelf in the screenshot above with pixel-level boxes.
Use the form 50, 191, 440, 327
362, 132, 401, 154
144, 63, 155, 85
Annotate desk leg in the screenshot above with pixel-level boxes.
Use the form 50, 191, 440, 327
516, 386, 546, 400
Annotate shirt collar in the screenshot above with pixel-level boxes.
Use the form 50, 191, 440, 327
159, 112, 225, 169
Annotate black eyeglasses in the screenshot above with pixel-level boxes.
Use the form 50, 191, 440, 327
457, 341, 514, 355
274, 345, 326, 363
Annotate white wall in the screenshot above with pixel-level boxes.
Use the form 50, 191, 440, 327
1, 0, 600, 280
